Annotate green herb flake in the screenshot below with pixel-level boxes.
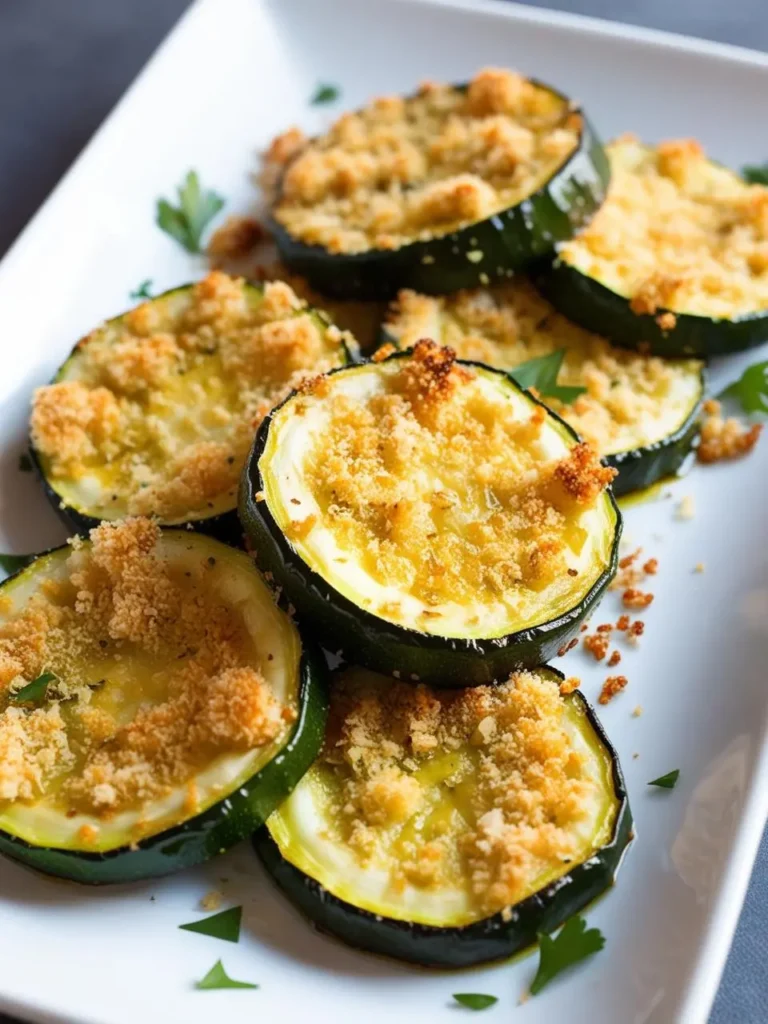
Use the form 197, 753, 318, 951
0, 553, 34, 576
130, 279, 154, 301
452, 993, 498, 1010
648, 769, 680, 789
10, 672, 58, 706
530, 915, 605, 995
195, 959, 258, 991
509, 350, 587, 404
742, 163, 768, 185
180, 905, 242, 943
156, 171, 224, 254
18, 453, 33, 473
719, 360, 768, 415
311, 83, 340, 105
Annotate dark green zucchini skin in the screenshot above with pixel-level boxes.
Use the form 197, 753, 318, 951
254, 686, 633, 968
239, 355, 622, 687
271, 93, 610, 301
537, 259, 768, 358
605, 364, 707, 498
28, 284, 360, 545
0, 603, 329, 885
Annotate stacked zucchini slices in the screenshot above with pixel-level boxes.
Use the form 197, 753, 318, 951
6, 63, 767, 973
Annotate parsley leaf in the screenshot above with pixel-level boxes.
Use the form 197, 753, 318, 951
719, 360, 768, 414
10, 672, 58, 705
180, 905, 242, 943
156, 171, 224, 254
0, 553, 34, 576
452, 993, 498, 1010
648, 769, 680, 789
510, 350, 586, 404
311, 83, 340, 105
742, 163, 768, 185
130, 279, 153, 301
18, 453, 33, 473
195, 959, 258, 991
530, 915, 605, 995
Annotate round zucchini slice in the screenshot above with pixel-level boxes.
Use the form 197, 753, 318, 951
255, 665, 633, 968
537, 135, 768, 357
241, 342, 621, 685
384, 280, 706, 496
29, 272, 358, 539
0, 519, 327, 883
269, 68, 609, 300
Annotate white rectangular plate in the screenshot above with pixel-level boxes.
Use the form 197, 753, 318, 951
0, 1, 767, 1022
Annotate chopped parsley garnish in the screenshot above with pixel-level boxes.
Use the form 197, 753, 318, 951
18, 453, 33, 472
195, 959, 258, 991
742, 163, 768, 185
719, 360, 768, 414
129, 279, 154, 301
0, 553, 34, 576
180, 905, 242, 943
510, 350, 587, 404
311, 83, 340, 105
9, 672, 58, 705
648, 769, 680, 789
156, 171, 224, 254
452, 993, 498, 1010
530, 915, 605, 995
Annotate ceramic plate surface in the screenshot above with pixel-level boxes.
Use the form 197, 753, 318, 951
0, 1, 767, 1022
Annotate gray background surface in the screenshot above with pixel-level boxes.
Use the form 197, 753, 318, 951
0, 1, 765, 1020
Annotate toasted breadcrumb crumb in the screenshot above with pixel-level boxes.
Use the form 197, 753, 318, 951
632, 705, 643, 718
599, 675, 628, 705
694, 562, 705, 573
201, 890, 223, 912
559, 676, 580, 695
698, 409, 762, 463
583, 633, 610, 661
616, 614, 630, 631
622, 588, 654, 609
676, 495, 695, 520
556, 637, 579, 657
608, 650, 621, 667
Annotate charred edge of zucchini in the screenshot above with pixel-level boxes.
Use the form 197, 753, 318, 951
29, 284, 360, 543
0, 538, 329, 885
253, 681, 633, 968
271, 86, 610, 301
239, 354, 622, 686
536, 259, 768, 358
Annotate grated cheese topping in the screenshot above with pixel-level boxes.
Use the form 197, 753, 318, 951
560, 135, 768, 319
385, 279, 703, 456
271, 68, 580, 254
30, 272, 352, 524
263, 341, 616, 638
0, 518, 291, 820
313, 666, 603, 916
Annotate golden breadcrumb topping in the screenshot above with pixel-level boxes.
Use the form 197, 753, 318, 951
385, 279, 703, 456
697, 399, 762, 463
599, 675, 628, 705
271, 68, 579, 254
560, 135, 768, 319
296, 341, 614, 614
30, 272, 351, 523
0, 518, 288, 816
319, 667, 597, 914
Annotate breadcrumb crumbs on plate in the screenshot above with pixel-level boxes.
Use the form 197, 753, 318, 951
583, 632, 610, 661
599, 675, 628, 705
622, 588, 654, 609
201, 889, 223, 912
694, 562, 705, 573
697, 406, 762, 464
608, 650, 621, 667
616, 614, 630, 631
632, 705, 643, 718
559, 676, 580, 695
676, 495, 695, 520
556, 636, 579, 657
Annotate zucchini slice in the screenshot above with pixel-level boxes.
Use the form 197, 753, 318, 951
255, 665, 633, 967
241, 342, 621, 685
384, 280, 706, 496
537, 136, 768, 357
269, 68, 609, 299
29, 272, 358, 538
0, 519, 327, 883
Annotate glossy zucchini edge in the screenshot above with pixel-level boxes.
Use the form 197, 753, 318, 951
270, 87, 610, 301
239, 354, 622, 687
0, 542, 330, 885
536, 258, 768, 358
28, 283, 360, 543
253, 682, 633, 968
